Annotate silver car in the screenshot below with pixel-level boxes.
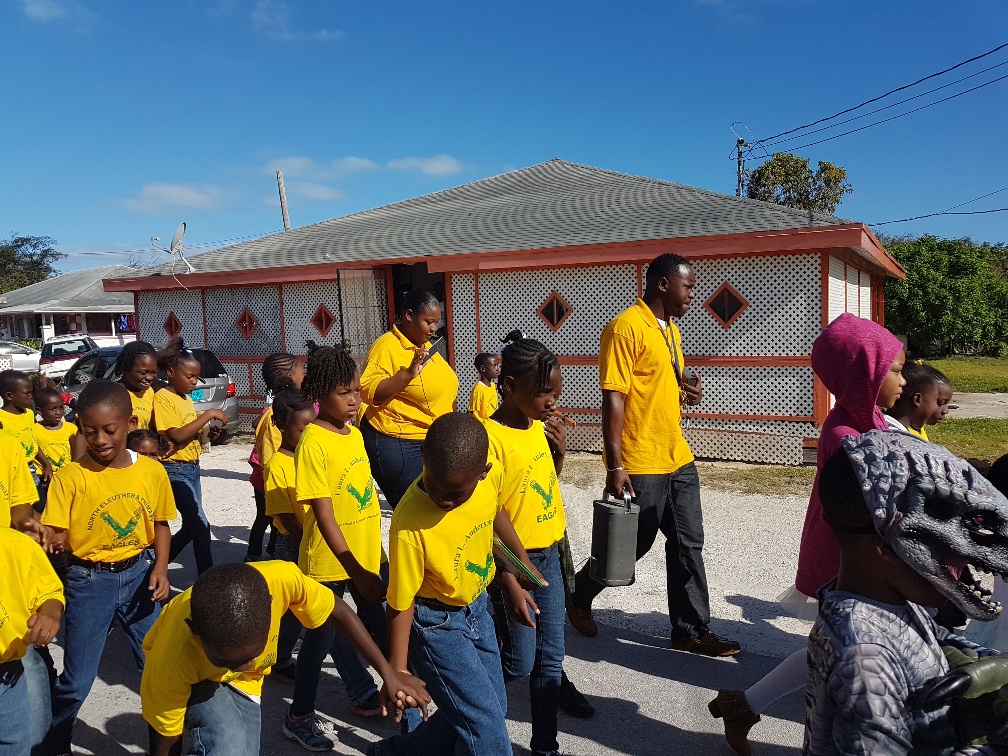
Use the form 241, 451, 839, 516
61, 345, 240, 441
0, 340, 41, 372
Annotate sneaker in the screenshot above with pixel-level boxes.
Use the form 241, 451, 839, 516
270, 659, 296, 684
282, 711, 337, 751
565, 604, 598, 638
558, 671, 595, 719
351, 691, 384, 717
670, 628, 741, 657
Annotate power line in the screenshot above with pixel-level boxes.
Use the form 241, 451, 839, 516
754, 42, 1008, 146
870, 207, 1008, 225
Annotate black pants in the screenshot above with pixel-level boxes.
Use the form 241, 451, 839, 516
246, 489, 274, 557
572, 462, 711, 639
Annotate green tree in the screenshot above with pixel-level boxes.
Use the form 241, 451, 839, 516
0, 235, 65, 293
883, 234, 1008, 357
746, 152, 852, 216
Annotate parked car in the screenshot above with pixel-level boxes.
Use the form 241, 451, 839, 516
0, 340, 41, 372
61, 345, 240, 442
40, 335, 99, 382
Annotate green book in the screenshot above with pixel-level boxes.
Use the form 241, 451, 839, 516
492, 536, 547, 589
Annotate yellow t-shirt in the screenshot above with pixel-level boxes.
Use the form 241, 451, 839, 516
1, 406, 39, 473
130, 387, 156, 430
599, 299, 694, 475
387, 466, 503, 611
0, 429, 39, 527
486, 419, 566, 550
360, 326, 459, 441
296, 423, 382, 582
907, 426, 929, 441
468, 381, 499, 421
141, 560, 335, 737
41, 454, 177, 562
154, 389, 202, 462
264, 451, 307, 536
254, 407, 282, 471
0, 528, 64, 663
34, 421, 77, 472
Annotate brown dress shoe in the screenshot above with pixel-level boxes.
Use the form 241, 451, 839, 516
708, 689, 760, 756
670, 628, 741, 657
566, 604, 598, 637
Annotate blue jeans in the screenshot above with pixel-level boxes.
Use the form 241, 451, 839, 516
183, 681, 260, 756
490, 543, 564, 756
0, 661, 30, 756
165, 462, 214, 574
573, 463, 710, 639
290, 566, 389, 716
272, 534, 304, 668
360, 418, 423, 510
23, 646, 52, 748
46, 549, 160, 753
376, 592, 511, 756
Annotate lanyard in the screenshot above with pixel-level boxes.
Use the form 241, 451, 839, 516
657, 322, 684, 389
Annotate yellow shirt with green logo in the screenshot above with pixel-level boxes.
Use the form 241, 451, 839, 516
360, 326, 459, 441
34, 421, 77, 472
0, 429, 39, 527
141, 560, 335, 737
485, 419, 566, 550
130, 387, 155, 430
1, 406, 39, 473
264, 451, 307, 536
599, 299, 694, 475
41, 454, 177, 562
153, 389, 202, 462
0, 527, 64, 663
467, 381, 498, 421
387, 466, 503, 611
296, 423, 382, 582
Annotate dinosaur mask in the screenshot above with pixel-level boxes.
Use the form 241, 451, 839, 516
842, 430, 1008, 621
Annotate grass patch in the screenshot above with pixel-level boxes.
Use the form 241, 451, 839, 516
928, 357, 1008, 393
559, 453, 606, 491
696, 462, 814, 497
928, 418, 1008, 462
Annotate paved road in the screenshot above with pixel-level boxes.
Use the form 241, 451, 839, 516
949, 392, 1008, 419
60, 445, 809, 755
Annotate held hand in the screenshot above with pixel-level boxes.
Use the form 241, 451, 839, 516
406, 349, 428, 378
352, 567, 388, 604
46, 529, 69, 554
544, 418, 567, 457
210, 409, 230, 424
379, 670, 430, 723
149, 567, 171, 603
23, 519, 54, 549
682, 373, 702, 405
605, 468, 635, 499
24, 609, 60, 647
504, 578, 539, 628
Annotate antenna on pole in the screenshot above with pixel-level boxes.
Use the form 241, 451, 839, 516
736, 138, 747, 197
277, 171, 292, 231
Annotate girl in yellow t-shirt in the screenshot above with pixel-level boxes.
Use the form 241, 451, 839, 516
886, 360, 952, 442
153, 338, 229, 575
112, 341, 159, 431
359, 288, 459, 509
284, 345, 388, 744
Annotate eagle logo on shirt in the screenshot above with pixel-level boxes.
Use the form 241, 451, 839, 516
530, 479, 554, 511
102, 508, 143, 541
464, 554, 494, 581
348, 480, 375, 512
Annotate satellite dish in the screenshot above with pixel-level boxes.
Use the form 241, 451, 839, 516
170, 222, 186, 254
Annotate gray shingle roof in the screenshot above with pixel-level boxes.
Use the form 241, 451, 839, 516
0, 265, 135, 313
117, 159, 851, 278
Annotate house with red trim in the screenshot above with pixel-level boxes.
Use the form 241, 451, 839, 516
104, 159, 905, 464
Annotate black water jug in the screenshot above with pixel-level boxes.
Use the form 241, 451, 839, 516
588, 492, 640, 587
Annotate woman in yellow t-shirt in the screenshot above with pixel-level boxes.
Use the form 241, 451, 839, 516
153, 338, 229, 575
112, 341, 159, 430
359, 289, 459, 509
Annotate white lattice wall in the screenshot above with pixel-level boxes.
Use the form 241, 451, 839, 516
205, 286, 283, 357
450, 274, 479, 405
138, 290, 203, 347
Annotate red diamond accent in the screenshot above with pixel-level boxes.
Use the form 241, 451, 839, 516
704, 283, 749, 330
235, 307, 260, 340
536, 292, 573, 332
163, 312, 182, 339
310, 304, 337, 338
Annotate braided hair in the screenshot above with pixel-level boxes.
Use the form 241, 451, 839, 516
113, 340, 157, 378
155, 337, 197, 372
301, 345, 357, 403
272, 388, 315, 429
499, 338, 559, 395
262, 352, 298, 394
900, 359, 950, 397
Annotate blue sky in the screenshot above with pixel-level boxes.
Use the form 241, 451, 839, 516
2, 0, 1006, 272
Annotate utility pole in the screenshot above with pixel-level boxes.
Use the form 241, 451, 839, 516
736, 138, 747, 197
276, 171, 292, 231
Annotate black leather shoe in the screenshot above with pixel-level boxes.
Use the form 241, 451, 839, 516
670, 627, 741, 657
558, 671, 595, 718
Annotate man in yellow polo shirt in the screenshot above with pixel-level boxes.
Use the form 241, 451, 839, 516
568, 253, 741, 657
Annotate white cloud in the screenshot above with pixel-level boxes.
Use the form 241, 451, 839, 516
19, 0, 92, 22
250, 0, 344, 42
120, 183, 230, 215
387, 155, 464, 176
285, 182, 344, 201
262, 155, 379, 181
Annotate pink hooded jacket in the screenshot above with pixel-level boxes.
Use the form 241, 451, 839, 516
794, 313, 904, 597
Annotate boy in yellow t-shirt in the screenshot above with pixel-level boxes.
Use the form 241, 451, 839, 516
142, 561, 429, 756
40, 379, 176, 755
285, 346, 388, 746
0, 527, 64, 754
33, 387, 77, 473
467, 353, 501, 421
0, 369, 53, 501
371, 412, 540, 756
